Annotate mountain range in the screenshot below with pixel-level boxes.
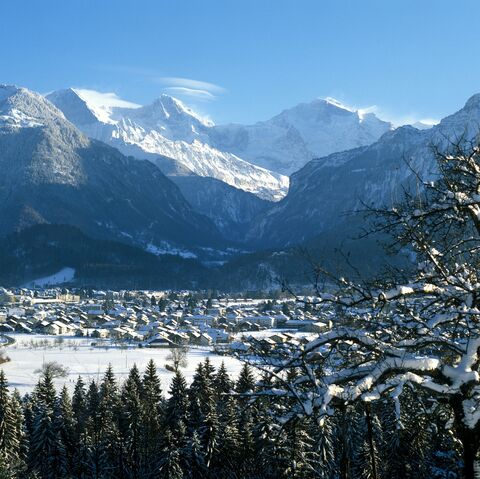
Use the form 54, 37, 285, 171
46, 89, 289, 201
2, 82, 478, 290
246, 94, 480, 250
0, 85, 221, 256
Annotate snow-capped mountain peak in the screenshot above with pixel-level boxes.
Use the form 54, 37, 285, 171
47, 88, 140, 126
323, 96, 356, 112
149, 94, 214, 127
73, 88, 140, 124
209, 96, 393, 174
0, 84, 65, 128
48, 88, 288, 201
125, 94, 214, 142
323, 97, 378, 122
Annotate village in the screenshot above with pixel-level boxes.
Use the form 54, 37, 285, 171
0, 286, 331, 356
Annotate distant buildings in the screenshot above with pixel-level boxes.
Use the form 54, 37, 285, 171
0, 287, 332, 350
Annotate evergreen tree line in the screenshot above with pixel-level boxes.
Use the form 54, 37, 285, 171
0, 359, 462, 479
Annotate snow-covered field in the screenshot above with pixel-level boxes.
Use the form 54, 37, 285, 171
23, 267, 76, 288
0, 334, 243, 394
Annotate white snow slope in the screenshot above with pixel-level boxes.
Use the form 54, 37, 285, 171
47, 89, 288, 201
209, 98, 393, 174
23, 267, 76, 288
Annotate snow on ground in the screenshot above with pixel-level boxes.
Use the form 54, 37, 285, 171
23, 267, 76, 288
1, 334, 243, 394
146, 242, 197, 259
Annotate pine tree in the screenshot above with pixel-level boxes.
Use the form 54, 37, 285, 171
98, 365, 122, 478
188, 359, 219, 470
158, 430, 184, 479
30, 372, 67, 478
235, 363, 255, 394
202, 357, 216, 382
0, 371, 23, 478
310, 415, 336, 479
213, 395, 240, 477
273, 418, 316, 479
141, 360, 163, 476
57, 386, 76, 473
10, 390, 27, 475
380, 392, 434, 479
213, 361, 233, 406
72, 376, 87, 436
85, 380, 102, 478
121, 365, 143, 479
233, 364, 259, 472
165, 371, 188, 435
253, 414, 278, 479
184, 431, 207, 479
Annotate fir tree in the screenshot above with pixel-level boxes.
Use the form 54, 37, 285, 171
213, 395, 240, 477
165, 371, 188, 434
85, 380, 102, 478
57, 386, 76, 472
72, 376, 87, 436
158, 430, 184, 479
213, 361, 233, 406
141, 360, 163, 476
235, 363, 255, 394
184, 431, 207, 479
121, 365, 143, 479
98, 365, 122, 478
30, 372, 67, 479
188, 359, 219, 469
10, 390, 27, 475
0, 371, 23, 477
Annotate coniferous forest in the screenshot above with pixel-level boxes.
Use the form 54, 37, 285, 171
0, 358, 461, 479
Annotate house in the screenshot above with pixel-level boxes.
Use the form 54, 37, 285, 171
16, 322, 33, 334
0, 324, 14, 333
188, 331, 213, 346
84, 304, 104, 320
0, 289, 16, 305
206, 328, 231, 343
143, 333, 180, 348
243, 315, 276, 329
236, 321, 259, 332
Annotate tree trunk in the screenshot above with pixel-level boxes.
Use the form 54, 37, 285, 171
365, 403, 378, 479
458, 428, 478, 479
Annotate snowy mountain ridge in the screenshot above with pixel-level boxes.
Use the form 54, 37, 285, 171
47, 88, 402, 199
47, 89, 288, 201
0, 84, 224, 254
246, 92, 480, 249
208, 97, 394, 174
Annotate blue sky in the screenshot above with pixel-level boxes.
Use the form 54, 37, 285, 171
1, 0, 479, 124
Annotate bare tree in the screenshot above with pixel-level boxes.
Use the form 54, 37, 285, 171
166, 346, 189, 373
246, 141, 480, 479
34, 361, 70, 378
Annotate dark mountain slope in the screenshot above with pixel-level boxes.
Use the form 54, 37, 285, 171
0, 85, 222, 252
0, 224, 207, 289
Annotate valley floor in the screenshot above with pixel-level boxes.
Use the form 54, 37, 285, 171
1, 333, 243, 394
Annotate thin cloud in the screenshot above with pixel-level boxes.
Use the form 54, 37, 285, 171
158, 77, 225, 95
379, 111, 440, 128
158, 77, 226, 102
92, 65, 226, 104
73, 88, 140, 109
164, 86, 217, 101
325, 95, 439, 128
